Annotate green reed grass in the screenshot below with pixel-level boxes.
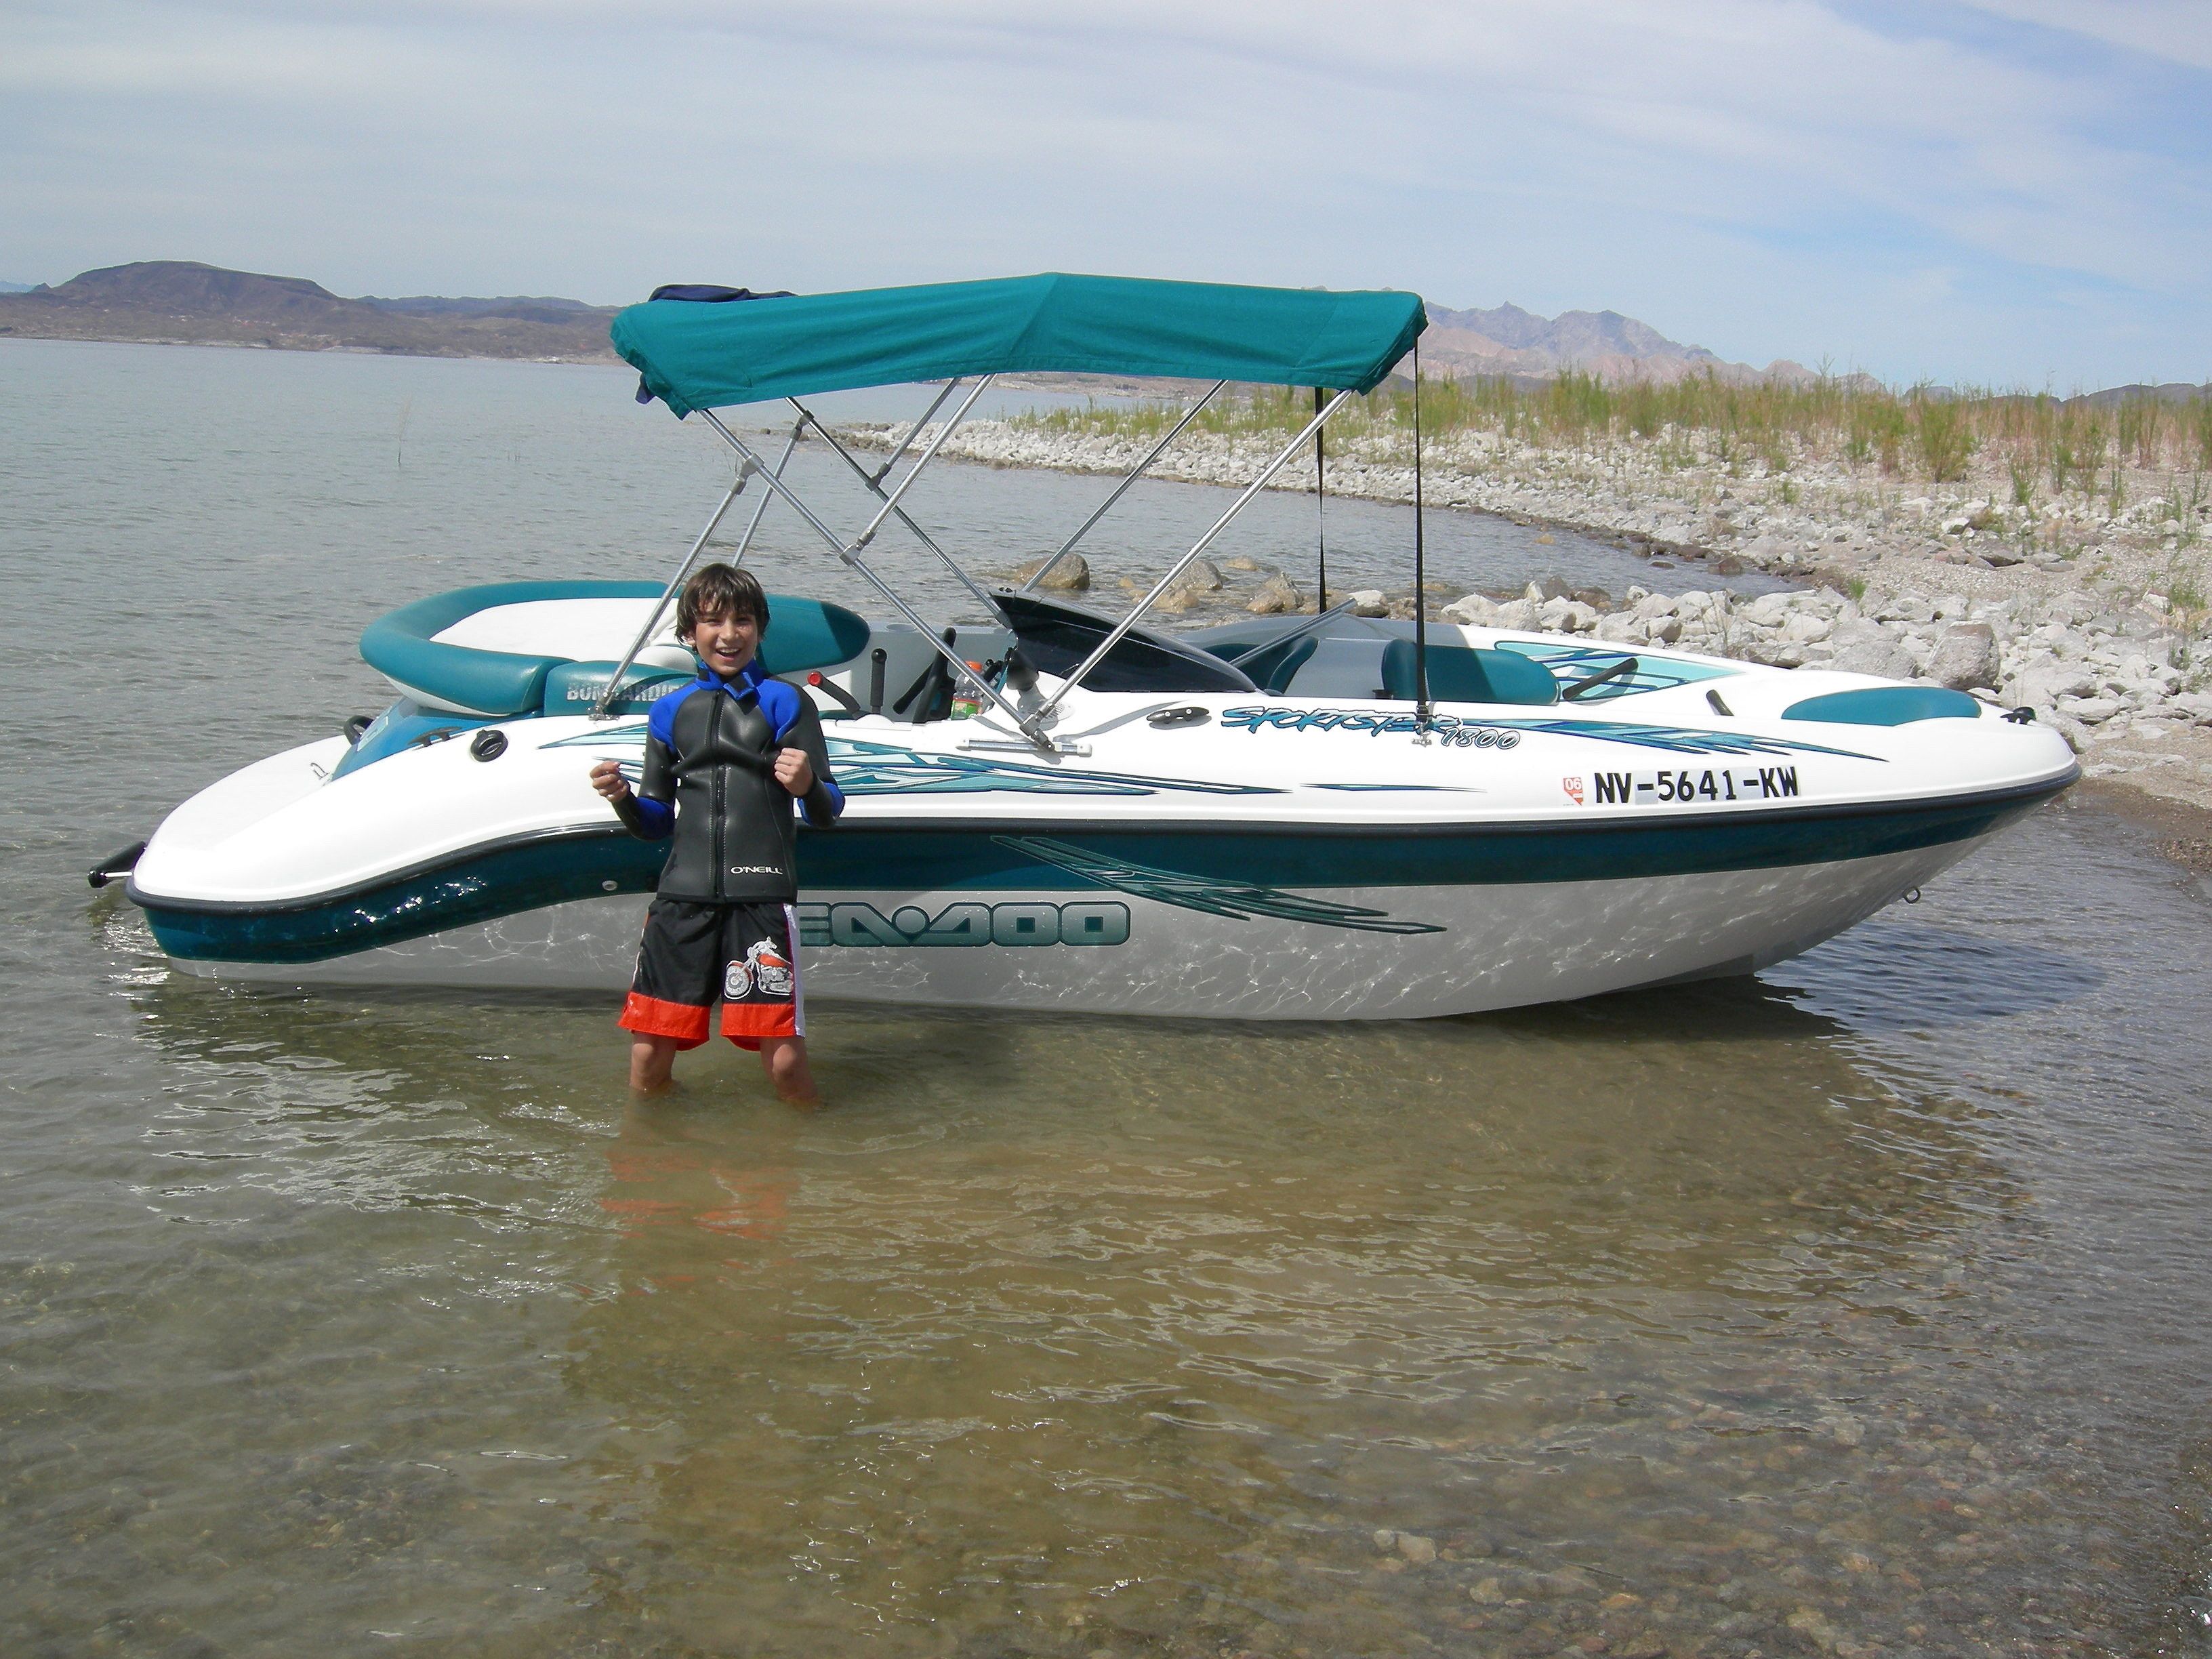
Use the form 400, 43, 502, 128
1015, 369, 2212, 492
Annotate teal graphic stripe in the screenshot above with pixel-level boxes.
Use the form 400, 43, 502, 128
541, 730, 1282, 798
135, 779, 2063, 965
996, 835, 1444, 934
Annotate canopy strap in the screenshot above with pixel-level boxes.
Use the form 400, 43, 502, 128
1031, 388, 1358, 729
789, 393, 999, 611
1022, 381, 1226, 593
1412, 340, 1431, 726
693, 408, 1041, 743
588, 453, 759, 721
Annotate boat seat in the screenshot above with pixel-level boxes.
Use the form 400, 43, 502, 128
1378, 640, 1559, 705
1237, 633, 1319, 695
361, 581, 873, 718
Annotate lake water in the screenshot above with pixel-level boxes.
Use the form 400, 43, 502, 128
4, 339, 2211, 1658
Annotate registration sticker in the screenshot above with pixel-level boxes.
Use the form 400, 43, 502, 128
1579, 765, 1802, 806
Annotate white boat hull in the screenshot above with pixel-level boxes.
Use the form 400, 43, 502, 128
167, 839, 1970, 1019
129, 607, 2078, 1022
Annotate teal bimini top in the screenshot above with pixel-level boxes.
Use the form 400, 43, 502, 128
612, 273, 1429, 417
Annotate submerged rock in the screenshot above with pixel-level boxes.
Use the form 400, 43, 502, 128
1008, 552, 1090, 591
1247, 571, 1301, 615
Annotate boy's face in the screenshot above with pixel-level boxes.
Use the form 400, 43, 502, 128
686, 606, 760, 680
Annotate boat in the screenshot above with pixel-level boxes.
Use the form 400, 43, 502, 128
109, 273, 2078, 1020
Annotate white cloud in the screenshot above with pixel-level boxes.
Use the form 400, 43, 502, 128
1957, 0, 2212, 72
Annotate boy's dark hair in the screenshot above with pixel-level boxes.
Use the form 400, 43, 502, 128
676, 563, 769, 640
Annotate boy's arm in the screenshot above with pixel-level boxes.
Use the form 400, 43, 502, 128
781, 699, 844, 827
616, 731, 676, 839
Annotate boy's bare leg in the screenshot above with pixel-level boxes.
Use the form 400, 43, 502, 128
759, 1036, 819, 1105
630, 1035, 680, 1094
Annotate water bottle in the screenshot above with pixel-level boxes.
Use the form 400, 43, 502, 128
950, 663, 985, 720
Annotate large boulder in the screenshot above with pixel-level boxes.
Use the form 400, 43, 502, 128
1538, 596, 1599, 633
1826, 617, 1917, 679
1247, 570, 1301, 615
1593, 611, 1642, 644
1152, 558, 1225, 613
1441, 592, 1500, 626
2006, 659, 2096, 710
1490, 597, 1540, 630
1009, 552, 1089, 591
1924, 622, 2000, 691
1170, 556, 1224, 593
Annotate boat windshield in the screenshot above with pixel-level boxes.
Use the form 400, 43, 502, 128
989, 591, 1256, 695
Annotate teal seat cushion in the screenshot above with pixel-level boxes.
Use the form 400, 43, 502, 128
1238, 633, 1319, 694
1782, 687, 1981, 726
755, 596, 873, 676
1380, 640, 1559, 705
362, 581, 663, 717
361, 582, 872, 718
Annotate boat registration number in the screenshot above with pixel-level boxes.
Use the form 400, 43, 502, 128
1564, 764, 1800, 806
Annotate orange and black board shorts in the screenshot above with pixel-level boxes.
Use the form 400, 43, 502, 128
619, 899, 804, 1051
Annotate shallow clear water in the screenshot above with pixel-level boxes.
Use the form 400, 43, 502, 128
3, 340, 2211, 1658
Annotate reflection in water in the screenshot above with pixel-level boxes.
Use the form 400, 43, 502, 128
107, 958, 2108, 1656
1764, 918, 2106, 1028
550, 990, 2051, 1659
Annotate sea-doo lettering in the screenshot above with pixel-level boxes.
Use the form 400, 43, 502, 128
798, 900, 1131, 949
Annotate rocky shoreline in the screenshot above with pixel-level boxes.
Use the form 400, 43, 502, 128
843, 418, 2212, 817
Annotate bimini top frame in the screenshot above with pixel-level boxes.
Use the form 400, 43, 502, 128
600, 273, 1430, 747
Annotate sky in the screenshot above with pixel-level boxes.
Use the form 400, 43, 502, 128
3, 0, 2209, 389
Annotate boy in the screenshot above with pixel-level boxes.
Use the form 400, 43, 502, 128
589, 564, 844, 1100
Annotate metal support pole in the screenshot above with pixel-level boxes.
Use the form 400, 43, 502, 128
589, 460, 754, 720
1021, 381, 1227, 593
866, 378, 962, 485
1313, 385, 1329, 611
1412, 340, 1431, 726
847, 375, 993, 554
726, 417, 804, 569
1032, 388, 1358, 725
694, 409, 1043, 742
789, 396, 998, 611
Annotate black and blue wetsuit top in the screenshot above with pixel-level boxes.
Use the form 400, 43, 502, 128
615, 660, 844, 903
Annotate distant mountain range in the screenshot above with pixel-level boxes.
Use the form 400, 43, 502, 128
0, 261, 1805, 383
1423, 301, 1817, 386
7, 262, 2196, 403
0, 261, 621, 361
